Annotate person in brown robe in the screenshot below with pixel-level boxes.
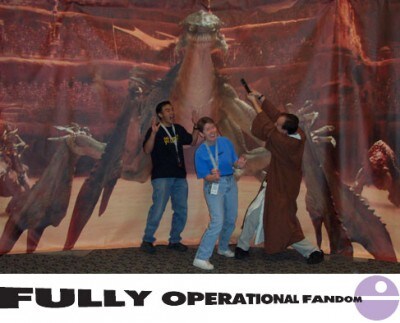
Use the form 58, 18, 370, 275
242, 89, 324, 264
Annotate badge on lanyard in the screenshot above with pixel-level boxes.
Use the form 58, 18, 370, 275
160, 123, 182, 167
210, 182, 219, 195
205, 140, 219, 195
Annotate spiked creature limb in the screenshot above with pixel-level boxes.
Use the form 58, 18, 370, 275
296, 102, 396, 262
0, 125, 105, 254
297, 104, 353, 256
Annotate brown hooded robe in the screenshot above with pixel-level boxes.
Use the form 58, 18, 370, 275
251, 98, 305, 254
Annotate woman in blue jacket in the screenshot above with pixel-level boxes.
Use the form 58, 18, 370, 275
193, 116, 246, 270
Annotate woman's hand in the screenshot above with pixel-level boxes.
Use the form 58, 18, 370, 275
205, 169, 220, 182
210, 168, 220, 182
236, 155, 247, 169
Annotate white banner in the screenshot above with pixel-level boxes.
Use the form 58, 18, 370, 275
0, 274, 399, 323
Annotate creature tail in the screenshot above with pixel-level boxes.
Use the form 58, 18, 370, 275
335, 180, 397, 262
320, 150, 396, 261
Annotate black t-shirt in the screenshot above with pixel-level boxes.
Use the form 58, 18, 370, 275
143, 124, 193, 179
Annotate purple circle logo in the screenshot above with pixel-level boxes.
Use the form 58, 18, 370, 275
355, 276, 399, 320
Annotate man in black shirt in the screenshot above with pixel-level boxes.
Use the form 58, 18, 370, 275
141, 101, 199, 253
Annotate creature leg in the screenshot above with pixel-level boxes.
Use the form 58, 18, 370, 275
305, 193, 323, 248
310, 214, 323, 249
27, 225, 47, 253
218, 91, 263, 148
217, 117, 270, 180
217, 115, 248, 155
0, 218, 24, 255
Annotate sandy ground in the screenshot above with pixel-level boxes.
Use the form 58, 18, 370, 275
0, 174, 399, 260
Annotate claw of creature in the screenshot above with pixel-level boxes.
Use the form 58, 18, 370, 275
296, 99, 313, 115
301, 112, 319, 127
311, 135, 336, 148
310, 125, 335, 137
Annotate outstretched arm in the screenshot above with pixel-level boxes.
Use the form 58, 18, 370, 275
248, 90, 281, 122
246, 92, 276, 142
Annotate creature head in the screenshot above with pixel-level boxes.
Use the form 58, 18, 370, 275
48, 124, 105, 160
369, 151, 386, 169
176, 10, 227, 53
0, 124, 28, 168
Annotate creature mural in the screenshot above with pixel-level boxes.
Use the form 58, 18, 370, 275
0, 0, 398, 262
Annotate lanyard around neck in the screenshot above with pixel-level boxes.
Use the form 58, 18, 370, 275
160, 123, 180, 162
205, 139, 218, 170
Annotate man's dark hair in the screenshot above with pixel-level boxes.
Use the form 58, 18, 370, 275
155, 100, 171, 116
196, 116, 215, 133
281, 113, 299, 135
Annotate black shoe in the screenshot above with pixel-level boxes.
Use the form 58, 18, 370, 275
307, 250, 324, 264
167, 242, 188, 252
140, 241, 156, 254
235, 246, 250, 259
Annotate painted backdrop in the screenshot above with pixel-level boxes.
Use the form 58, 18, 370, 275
0, 0, 399, 262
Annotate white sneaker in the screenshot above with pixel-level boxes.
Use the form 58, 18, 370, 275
217, 249, 235, 258
193, 258, 214, 270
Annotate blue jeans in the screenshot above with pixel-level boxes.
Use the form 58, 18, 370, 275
143, 178, 188, 244
195, 175, 238, 260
